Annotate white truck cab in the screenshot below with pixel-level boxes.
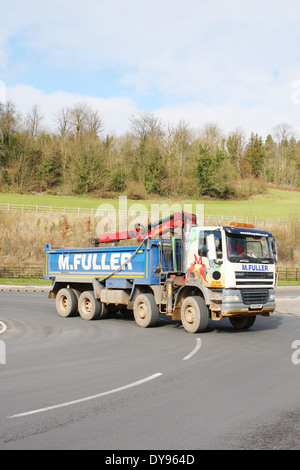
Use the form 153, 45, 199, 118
185, 223, 277, 327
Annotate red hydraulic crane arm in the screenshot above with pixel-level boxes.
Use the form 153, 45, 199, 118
90, 212, 197, 245
146, 212, 196, 240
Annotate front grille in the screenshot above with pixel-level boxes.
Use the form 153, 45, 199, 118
235, 272, 273, 279
237, 282, 273, 286
235, 271, 274, 286
241, 289, 269, 305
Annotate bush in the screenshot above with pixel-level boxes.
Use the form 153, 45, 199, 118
125, 180, 147, 200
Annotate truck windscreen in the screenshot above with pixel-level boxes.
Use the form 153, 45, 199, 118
226, 233, 274, 263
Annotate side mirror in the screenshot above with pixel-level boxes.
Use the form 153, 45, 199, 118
271, 238, 278, 262
206, 234, 217, 261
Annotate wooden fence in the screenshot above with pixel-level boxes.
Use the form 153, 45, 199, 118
277, 268, 300, 280
0, 264, 43, 279
0, 202, 297, 226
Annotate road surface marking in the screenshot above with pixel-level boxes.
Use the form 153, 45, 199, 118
0, 321, 7, 334
8, 373, 162, 419
183, 337, 202, 361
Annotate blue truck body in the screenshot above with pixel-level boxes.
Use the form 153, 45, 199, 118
45, 239, 178, 287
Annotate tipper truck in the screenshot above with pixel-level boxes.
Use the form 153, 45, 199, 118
44, 212, 278, 333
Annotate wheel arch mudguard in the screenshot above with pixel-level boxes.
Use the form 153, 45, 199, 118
172, 281, 211, 320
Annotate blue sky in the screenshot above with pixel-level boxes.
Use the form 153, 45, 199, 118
1, 0, 300, 137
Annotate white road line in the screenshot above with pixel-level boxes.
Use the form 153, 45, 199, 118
0, 321, 7, 334
183, 338, 202, 361
8, 372, 162, 419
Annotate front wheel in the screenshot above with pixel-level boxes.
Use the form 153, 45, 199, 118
229, 315, 256, 330
133, 293, 159, 328
181, 296, 209, 333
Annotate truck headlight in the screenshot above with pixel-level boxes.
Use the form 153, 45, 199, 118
224, 294, 240, 302
269, 293, 275, 301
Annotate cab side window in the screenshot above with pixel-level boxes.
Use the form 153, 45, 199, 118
198, 230, 208, 256
198, 230, 222, 258
215, 231, 222, 259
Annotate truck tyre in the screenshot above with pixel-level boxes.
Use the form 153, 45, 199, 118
56, 288, 79, 318
71, 288, 81, 316
133, 293, 160, 328
181, 296, 209, 333
229, 315, 256, 330
78, 291, 102, 321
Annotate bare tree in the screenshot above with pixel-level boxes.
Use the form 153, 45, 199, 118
129, 112, 162, 142
55, 106, 71, 137
87, 108, 104, 137
68, 102, 103, 138
272, 123, 295, 144
70, 102, 89, 137
164, 119, 193, 178
201, 122, 224, 148
25, 104, 44, 139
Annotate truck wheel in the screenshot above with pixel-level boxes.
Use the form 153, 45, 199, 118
133, 293, 159, 328
181, 296, 209, 333
78, 291, 102, 321
71, 288, 81, 316
229, 316, 256, 330
56, 288, 78, 318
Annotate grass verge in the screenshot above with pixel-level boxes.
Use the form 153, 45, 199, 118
277, 279, 300, 286
0, 278, 52, 285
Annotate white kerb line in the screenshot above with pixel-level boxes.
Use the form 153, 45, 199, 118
9, 373, 162, 419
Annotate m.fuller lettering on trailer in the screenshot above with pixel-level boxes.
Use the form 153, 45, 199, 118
58, 253, 133, 271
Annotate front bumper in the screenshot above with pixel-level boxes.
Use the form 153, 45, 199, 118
221, 288, 275, 317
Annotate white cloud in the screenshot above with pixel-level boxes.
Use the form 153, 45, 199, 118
1, 0, 300, 138
156, 97, 300, 140
6, 84, 138, 135
5, 80, 300, 140
3, 1, 298, 76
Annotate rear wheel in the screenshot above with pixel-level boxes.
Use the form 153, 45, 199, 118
71, 288, 81, 316
78, 291, 107, 321
56, 288, 78, 318
133, 293, 159, 328
229, 315, 256, 330
181, 296, 209, 333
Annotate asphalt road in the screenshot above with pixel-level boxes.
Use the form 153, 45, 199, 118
0, 288, 300, 450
